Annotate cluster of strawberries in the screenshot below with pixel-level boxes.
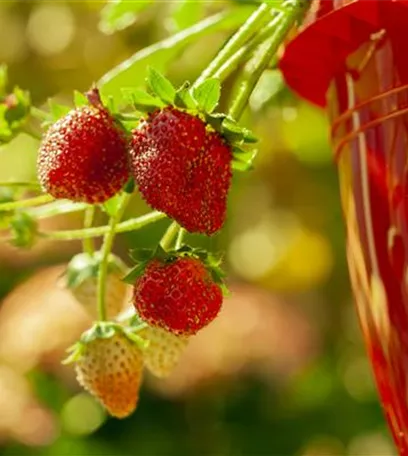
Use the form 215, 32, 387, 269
36, 71, 255, 418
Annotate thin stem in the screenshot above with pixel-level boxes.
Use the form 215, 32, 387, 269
97, 193, 131, 321
0, 194, 53, 212
28, 200, 89, 219
228, 0, 310, 120
0, 181, 42, 189
193, 3, 271, 87
160, 221, 180, 251
39, 211, 166, 240
175, 227, 186, 250
82, 206, 96, 255
213, 13, 282, 83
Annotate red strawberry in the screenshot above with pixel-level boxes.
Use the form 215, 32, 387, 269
37, 91, 130, 204
74, 331, 143, 418
129, 107, 232, 235
139, 326, 188, 378
133, 256, 223, 336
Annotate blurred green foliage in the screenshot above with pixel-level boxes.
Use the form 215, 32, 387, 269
0, 1, 395, 455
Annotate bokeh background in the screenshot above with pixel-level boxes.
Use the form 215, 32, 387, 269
0, 1, 397, 455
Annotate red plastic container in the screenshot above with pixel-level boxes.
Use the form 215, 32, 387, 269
280, 1, 408, 453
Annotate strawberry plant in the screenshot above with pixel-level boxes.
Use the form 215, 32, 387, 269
0, 0, 310, 418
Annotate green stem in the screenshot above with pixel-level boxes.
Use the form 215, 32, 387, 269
228, 0, 309, 120
160, 221, 180, 251
0, 194, 53, 212
0, 181, 42, 189
213, 13, 282, 83
193, 3, 271, 87
39, 211, 166, 241
175, 227, 186, 250
97, 193, 131, 321
28, 200, 89, 219
82, 206, 96, 255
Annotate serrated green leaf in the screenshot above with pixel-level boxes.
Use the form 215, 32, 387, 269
48, 100, 71, 121
146, 67, 176, 104
73, 90, 88, 107
121, 87, 164, 111
99, 0, 152, 34
174, 83, 196, 110
98, 8, 254, 103
192, 78, 221, 113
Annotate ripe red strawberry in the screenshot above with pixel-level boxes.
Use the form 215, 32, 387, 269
139, 326, 188, 378
37, 91, 130, 204
74, 332, 143, 418
133, 256, 223, 336
129, 107, 232, 235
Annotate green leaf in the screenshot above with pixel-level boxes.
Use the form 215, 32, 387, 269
221, 117, 257, 144
121, 88, 164, 112
98, 7, 254, 103
65, 252, 99, 288
174, 83, 196, 110
170, 0, 204, 32
146, 67, 176, 104
205, 112, 226, 130
73, 90, 88, 107
99, 0, 152, 34
48, 99, 71, 122
192, 78, 221, 113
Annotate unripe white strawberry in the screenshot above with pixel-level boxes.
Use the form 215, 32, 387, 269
140, 326, 188, 378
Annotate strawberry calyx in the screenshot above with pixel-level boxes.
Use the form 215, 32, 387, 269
62, 252, 128, 290
122, 67, 258, 172
123, 244, 228, 295
63, 320, 148, 365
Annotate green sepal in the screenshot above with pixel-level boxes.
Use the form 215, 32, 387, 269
9, 212, 37, 248
0, 86, 31, 143
64, 252, 127, 289
204, 112, 226, 131
232, 146, 258, 172
174, 82, 196, 110
192, 78, 220, 113
47, 99, 71, 124
129, 247, 155, 263
73, 90, 88, 107
122, 263, 148, 284
123, 177, 135, 194
102, 193, 123, 217
146, 67, 176, 105
121, 87, 164, 112
221, 117, 257, 144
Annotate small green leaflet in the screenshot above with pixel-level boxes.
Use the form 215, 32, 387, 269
48, 99, 71, 122
146, 67, 176, 105
102, 193, 123, 217
192, 78, 220, 113
232, 147, 258, 172
175, 83, 196, 110
99, 0, 152, 34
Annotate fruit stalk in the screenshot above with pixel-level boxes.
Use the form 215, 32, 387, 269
193, 3, 272, 87
228, 0, 310, 120
97, 193, 131, 321
0, 194, 53, 212
160, 221, 180, 251
82, 206, 96, 255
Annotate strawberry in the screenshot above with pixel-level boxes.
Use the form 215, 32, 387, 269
129, 107, 232, 235
130, 249, 224, 336
61, 253, 128, 320
37, 88, 130, 204
70, 325, 144, 418
139, 326, 188, 378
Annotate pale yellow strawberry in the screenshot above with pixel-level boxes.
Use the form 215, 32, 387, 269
75, 332, 143, 418
71, 271, 128, 320
140, 326, 188, 378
